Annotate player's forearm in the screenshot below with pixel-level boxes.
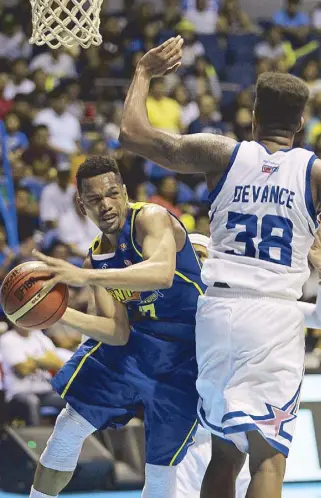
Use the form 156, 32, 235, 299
119, 66, 184, 172
60, 307, 129, 346
86, 259, 174, 291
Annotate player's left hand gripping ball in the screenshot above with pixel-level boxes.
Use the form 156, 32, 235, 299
32, 249, 89, 288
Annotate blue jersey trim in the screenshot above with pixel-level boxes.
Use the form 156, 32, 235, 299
305, 154, 318, 229
208, 142, 241, 205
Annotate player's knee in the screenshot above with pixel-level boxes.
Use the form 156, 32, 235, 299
248, 431, 286, 478
39, 404, 96, 472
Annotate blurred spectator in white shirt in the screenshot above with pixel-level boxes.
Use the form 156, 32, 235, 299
0, 325, 65, 426
312, 2, 321, 31
29, 48, 77, 80
4, 59, 35, 100
40, 166, 76, 229
255, 26, 286, 61
176, 19, 205, 69
34, 87, 81, 155
0, 14, 31, 60
57, 193, 100, 258
185, 0, 218, 34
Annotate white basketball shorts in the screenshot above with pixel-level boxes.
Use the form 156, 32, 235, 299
176, 425, 251, 498
196, 290, 305, 457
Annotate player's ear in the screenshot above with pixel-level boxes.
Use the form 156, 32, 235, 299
76, 196, 86, 216
297, 116, 304, 133
123, 184, 128, 202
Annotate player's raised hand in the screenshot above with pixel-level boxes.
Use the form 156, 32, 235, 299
137, 36, 184, 78
32, 249, 89, 288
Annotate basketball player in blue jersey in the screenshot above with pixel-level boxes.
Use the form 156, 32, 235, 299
117, 37, 321, 498
29, 156, 205, 498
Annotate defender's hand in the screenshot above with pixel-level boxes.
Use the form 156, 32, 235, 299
137, 36, 184, 78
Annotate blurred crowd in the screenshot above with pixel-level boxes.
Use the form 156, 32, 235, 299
1, 0, 321, 427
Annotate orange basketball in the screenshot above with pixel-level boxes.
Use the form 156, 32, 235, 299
0, 261, 69, 329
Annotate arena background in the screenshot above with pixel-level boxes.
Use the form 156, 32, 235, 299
1, 0, 321, 496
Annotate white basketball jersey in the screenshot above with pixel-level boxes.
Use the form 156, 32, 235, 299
202, 141, 318, 300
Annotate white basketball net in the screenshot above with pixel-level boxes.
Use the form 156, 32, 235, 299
29, 0, 103, 49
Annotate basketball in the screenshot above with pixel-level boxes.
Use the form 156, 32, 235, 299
0, 261, 69, 329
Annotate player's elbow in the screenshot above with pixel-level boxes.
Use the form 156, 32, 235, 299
160, 270, 174, 289
115, 318, 130, 346
119, 126, 135, 150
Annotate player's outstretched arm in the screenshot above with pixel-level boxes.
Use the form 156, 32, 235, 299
119, 37, 236, 175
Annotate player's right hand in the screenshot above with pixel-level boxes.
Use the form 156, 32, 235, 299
137, 36, 184, 78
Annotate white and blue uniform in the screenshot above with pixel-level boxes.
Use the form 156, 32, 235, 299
196, 141, 317, 456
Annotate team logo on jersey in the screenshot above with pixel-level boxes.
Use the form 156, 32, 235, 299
124, 260, 132, 266
140, 290, 164, 304
262, 160, 279, 174
119, 243, 127, 251
108, 289, 142, 303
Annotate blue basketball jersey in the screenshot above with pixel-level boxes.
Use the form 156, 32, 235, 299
88, 202, 205, 341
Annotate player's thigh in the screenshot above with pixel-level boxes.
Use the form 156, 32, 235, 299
52, 339, 140, 430
144, 370, 199, 467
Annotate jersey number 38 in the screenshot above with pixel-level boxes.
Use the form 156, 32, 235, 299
226, 212, 293, 267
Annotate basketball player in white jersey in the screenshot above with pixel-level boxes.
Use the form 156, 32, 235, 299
119, 36, 321, 497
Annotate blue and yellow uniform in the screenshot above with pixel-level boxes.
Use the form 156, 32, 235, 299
52, 203, 205, 466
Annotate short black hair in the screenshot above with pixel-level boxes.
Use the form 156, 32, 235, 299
254, 72, 309, 136
32, 124, 49, 135
49, 86, 67, 100
76, 156, 122, 193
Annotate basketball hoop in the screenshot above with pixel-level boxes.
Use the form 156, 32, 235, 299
29, 0, 103, 49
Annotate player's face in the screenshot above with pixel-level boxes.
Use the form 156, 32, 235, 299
80, 173, 128, 234
193, 244, 208, 264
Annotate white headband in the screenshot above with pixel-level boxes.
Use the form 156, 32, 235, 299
189, 233, 210, 249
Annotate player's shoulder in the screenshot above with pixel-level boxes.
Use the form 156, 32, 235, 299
134, 203, 173, 232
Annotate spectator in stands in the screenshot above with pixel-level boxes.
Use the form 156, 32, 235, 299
255, 26, 286, 61
185, 0, 219, 34
188, 94, 225, 135
171, 83, 199, 130
273, 0, 309, 47
57, 193, 100, 258
40, 165, 76, 230
63, 79, 84, 120
234, 107, 253, 141
147, 78, 182, 132
301, 60, 321, 98
312, 2, 321, 32
29, 47, 77, 80
4, 112, 28, 159
149, 176, 182, 218
104, 104, 123, 141
0, 225, 16, 281
28, 69, 49, 110
4, 58, 35, 100
34, 87, 82, 156
185, 55, 221, 100
195, 212, 210, 236
0, 73, 13, 120
176, 19, 205, 70
13, 94, 35, 138
22, 124, 57, 173
217, 0, 255, 34
163, 0, 182, 31
0, 14, 31, 60
15, 186, 39, 243
0, 324, 65, 426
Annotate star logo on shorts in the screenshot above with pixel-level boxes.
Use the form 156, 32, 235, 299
258, 399, 298, 437
119, 243, 127, 251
